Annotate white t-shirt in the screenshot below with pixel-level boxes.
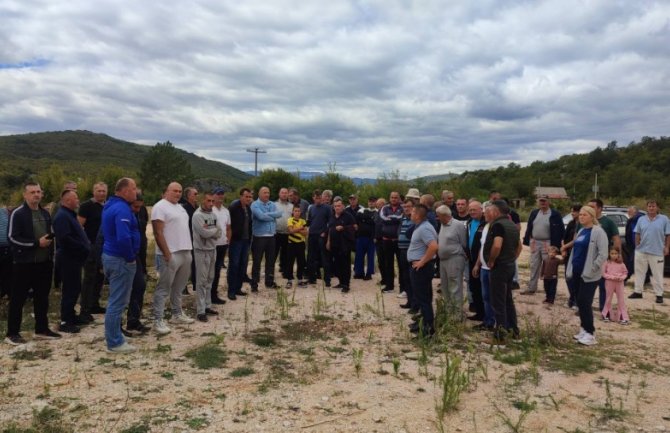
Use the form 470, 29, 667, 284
212, 205, 231, 246
151, 199, 192, 254
478, 223, 491, 271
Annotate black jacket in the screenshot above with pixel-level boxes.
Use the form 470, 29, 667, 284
8, 202, 54, 263
53, 206, 91, 264
466, 217, 486, 264
523, 208, 565, 248
229, 200, 252, 243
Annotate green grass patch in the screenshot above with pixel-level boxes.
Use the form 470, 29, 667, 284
10, 347, 52, 361
229, 367, 255, 378
184, 337, 228, 370
546, 350, 605, 375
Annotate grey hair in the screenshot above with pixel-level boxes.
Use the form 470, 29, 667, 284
435, 205, 452, 216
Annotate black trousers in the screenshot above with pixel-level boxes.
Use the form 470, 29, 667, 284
286, 242, 306, 280
0, 246, 12, 298
381, 239, 400, 290
410, 264, 434, 331
251, 236, 276, 286
375, 239, 386, 284
468, 258, 485, 317
576, 278, 598, 334
307, 234, 322, 281
127, 261, 147, 326
80, 254, 104, 312
211, 245, 228, 300
58, 254, 84, 325
274, 233, 289, 278
489, 262, 518, 335
332, 248, 352, 288
7, 261, 53, 335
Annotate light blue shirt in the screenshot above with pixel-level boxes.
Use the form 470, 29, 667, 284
0, 207, 9, 246
634, 214, 670, 256
407, 221, 438, 262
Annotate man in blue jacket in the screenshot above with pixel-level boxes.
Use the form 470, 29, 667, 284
522, 195, 565, 295
101, 178, 140, 354
250, 186, 282, 291
53, 190, 91, 333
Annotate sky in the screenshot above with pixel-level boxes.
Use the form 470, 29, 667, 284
1, 1, 669, 179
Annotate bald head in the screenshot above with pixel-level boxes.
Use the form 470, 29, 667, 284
165, 182, 183, 204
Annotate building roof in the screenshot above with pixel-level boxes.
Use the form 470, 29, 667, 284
534, 187, 569, 199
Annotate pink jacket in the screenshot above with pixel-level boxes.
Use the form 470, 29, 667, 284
603, 261, 628, 282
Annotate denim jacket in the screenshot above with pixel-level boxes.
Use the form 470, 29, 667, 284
250, 199, 282, 237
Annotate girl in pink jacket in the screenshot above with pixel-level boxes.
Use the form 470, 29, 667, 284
602, 248, 630, 324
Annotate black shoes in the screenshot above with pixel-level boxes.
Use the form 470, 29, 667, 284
399, 303, 412, 309
197, 314, 208, 323
333, 283, 344, 289
628, 292, 642, 299
250, 283, 259, 293
211, 297, 227, 305
34, 329, 62, 340
266, 283, 281, 290
59, 322, 81, 334
353, 275, 364, 279
467, 314, 484, 321
657, 296, 664, 304
227, 294, 237, 301
205, 308, 219, 316
341, 286, 350, 293
381, 286, 393, 293
363, 275, 372, 281
126, 322, 151, 334
76, 313, 95, 324
88, 305, 106, 314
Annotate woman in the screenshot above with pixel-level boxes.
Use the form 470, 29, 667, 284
566, 206, 608, 346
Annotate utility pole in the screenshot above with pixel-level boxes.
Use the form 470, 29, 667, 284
246, 147, 267, 176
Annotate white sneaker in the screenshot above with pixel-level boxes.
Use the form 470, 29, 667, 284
573, 328, 586, 340
396, 292, 407, 299
578, 332, 597, 346
154, 320, 171, 335
169, 314, 195, 325
107, 342, 137, 354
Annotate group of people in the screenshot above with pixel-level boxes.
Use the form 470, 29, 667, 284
1, 179, 668, 352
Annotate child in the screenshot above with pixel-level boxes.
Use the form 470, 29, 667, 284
602, 248, 630, 325
542, 246, 563, 305
286, 207, 308, 288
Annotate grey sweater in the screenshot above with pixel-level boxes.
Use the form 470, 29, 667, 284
192, 208, 222, 251
566, 225, 608, 282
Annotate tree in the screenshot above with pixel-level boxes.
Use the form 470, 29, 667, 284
139, 141, 193, 195
250, 168, 301, 200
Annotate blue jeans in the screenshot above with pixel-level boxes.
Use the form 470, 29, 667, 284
480, 268, 495, 327
354, 236, 375, 277
102, 254, 135, 349
227, 240, 250, 296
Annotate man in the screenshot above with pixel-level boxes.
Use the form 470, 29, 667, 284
482, 190, 501, 209
53, 190, 91, 333
51, 180, 77, 291
440, 190, 458, 215
78, 181, 108, 319
345, 194, 361, 222
353, 197, 376, 280
288, 187, 310, 219
0, 206, 11, 299
420, 194, 439, 232
405, 188, 421, 205
152, 182, 195, 335
211, 188, 231, 304
588, 198, 621, 313
227, 188, 253, 300
624, 206, 643, 281
453, 198, 470, 222
482, 200, 522, 347
327, 199, 356, 293
629, 200, 670, 303
321, 190, 333, 206
307, 190, 333, 285
373, 198, 386, 286
250, 186, 283, 291
380, 192, 404, 293
407, 204, 439, 337
522, 195, 565, 295
192, 192, 223, 321
466, 201, 487, 321
101, 178, 140, 353
125, 193, 151, 334
436, 205, 468, 318
397, 199, 415, 309
6, 182, 61, 345
274, 188, 293, 279
181, 187, 199, 294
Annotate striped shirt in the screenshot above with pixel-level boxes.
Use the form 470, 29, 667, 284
288, 217, 306, 243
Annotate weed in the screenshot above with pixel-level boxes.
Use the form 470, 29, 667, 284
593, 379, 629, 422
10, 347, 52, 361
352, 348, 364, 377
185, 417, 209, 430
159, 371, 175, 380
230, 367, 255, 377
120, 422, 150, 433
313, 283, 328, 316
276, 287, 290, 320
492, 395, 535, 433
435, 352, 470, 418
154, 343, 172, 354
249, 330, 276, 347
392, 357, 401, 376
184, 336, 228, 369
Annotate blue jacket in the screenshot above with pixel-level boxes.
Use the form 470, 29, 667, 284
250, 199, 282, 237
523, 208, 565, 248
53, 206, 91, 263
102, 195, 140, 262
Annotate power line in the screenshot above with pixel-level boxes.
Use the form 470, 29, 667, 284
246, 147, 267, 176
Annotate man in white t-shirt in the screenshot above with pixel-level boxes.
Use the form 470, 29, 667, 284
151, 182, 195, 334
211, 188, 231, 304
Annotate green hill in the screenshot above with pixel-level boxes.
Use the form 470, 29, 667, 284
0, 130, 251, 202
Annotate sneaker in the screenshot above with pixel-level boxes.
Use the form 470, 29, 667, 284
602, 316, 610, 322
197, 314, 208, 323
34, 329, 62, 340
620, 320, 630, 325
482, 337, 506, 349
205, 308, 219, 316
59, 322, 81, 334
656, 296, 664, 304
107, 342, 137, 354
154, 320, 171, 335
573, 328, 587, 340
578, 332, 597, 346
628, 292, 643, 299
169, 314, 195, 325
286, 281, 293, 289
397, 292, 407, 299
5, 334, 27, 346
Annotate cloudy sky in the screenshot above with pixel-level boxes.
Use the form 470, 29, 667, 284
1, 1, 668, 178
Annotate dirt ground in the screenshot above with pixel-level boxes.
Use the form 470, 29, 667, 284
1, 224, 670, 433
